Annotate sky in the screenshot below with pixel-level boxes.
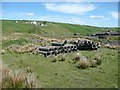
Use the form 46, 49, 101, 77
2, 2, 119, 27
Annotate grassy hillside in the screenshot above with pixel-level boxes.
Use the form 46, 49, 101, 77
2, 20, 72, 36
2, 20, 118, 36
1, 20, 119, 88
56, 23, 103, 35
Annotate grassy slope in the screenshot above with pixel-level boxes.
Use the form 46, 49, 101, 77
2, 20, 72, 36
2, 48, 118, 88
55, 23, 104, 35
2, 20, 118, 36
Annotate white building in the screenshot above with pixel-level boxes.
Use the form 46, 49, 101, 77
15, 21, 18, 23
31, 21, 37, 25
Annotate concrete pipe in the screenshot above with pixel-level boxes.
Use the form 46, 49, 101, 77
60, 49, 64, 53
62, 46, 67, 49
66, 45, 71, 49
51, 42, 64, 46
50, 51, 55, 55
50, 46, 58, 51
74, 45, 77, 49
92, 44, 97, 50
63, 49, 68, 53
54, 50, 59, 55
68, 49, 72, 53
57, 46, 62, 50
73, 48, 77, 51
71, 45, 74, 48
71, 48, 74, 52
39, 47, 52, 51
39, 51, 50, 57
71, 46, 77, 51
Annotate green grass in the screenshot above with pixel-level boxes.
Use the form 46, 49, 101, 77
2, 38, 28, 48
2, 20, 72, 35
1, 20, 119, 88
56, 23, 102, 35
2, 20, 118, 36
2, 48, 118, 88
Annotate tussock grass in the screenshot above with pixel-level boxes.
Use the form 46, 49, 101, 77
74, 52, 82, 61
77, 60, 89, 69
6, 44, 38, 54
1, 63, 38, 88
94, 54, 102, 65
0, 49, 5, 55
52, 56, 58, 62
59, 54, 66, 61
77, 56, 89, 69
91, 60, 97, 68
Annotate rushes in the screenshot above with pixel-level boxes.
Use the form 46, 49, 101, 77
74, 53, 80, 61
25, 73, 35, 88
6, 44, 38, 54
52, 56, 58, 62
94, 54, 102, 65
91, 60, 97, 67
52, 54, 66, 62
91, 54, 102, 68
59, 54, 66, 61
1, 64, 37, 88
0, 49, 6, 55
74, 52, 82, 61
73, 52, 89, 69
74, 52, 102, 69
104, 44, 119, 49
77, 56, 89, 69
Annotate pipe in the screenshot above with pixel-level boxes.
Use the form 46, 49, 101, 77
50, 51, 55, 55
63, 49, 68, 53
51, 42, 65, 46
39, 47, 52, 51
54, 50, 58, 55
68, 49, 72, 53
57, 46, 62, 50
50, 46, 58, 51
39, 51, 50, 57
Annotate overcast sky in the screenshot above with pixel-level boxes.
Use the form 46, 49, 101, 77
2, 2, 119, 27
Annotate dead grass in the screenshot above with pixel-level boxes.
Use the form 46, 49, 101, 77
77, 56, 89, 69
74, 52, 82, 61
1, 63, 38, 88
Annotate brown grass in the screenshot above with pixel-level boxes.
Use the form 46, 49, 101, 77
59, 54, 66, 61
77, 56, 89, 69
91, 60, 97, 67
74, 52, 82, 61
1, 63, 37, 88
94, 54, 102, 65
